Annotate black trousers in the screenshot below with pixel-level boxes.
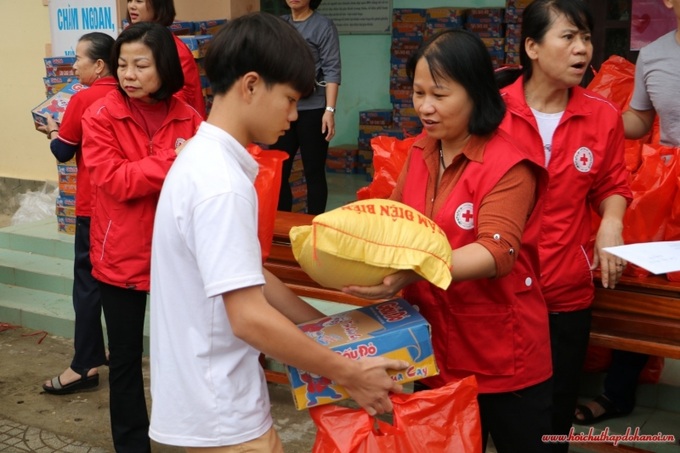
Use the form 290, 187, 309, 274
478, 378, 553, 453
549, 308, 592, 453
603, 349, 649, 414
99, 282, 150, 453
70, 216, 106, 374
272, 108, 329, 215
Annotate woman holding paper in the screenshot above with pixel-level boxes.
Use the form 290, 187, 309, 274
493, 0, 632, 449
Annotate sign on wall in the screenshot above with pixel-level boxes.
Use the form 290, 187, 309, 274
317, 0, 392, 35
48, 0, 119, 56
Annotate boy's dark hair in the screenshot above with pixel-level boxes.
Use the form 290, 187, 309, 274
78, 32, 115, 63
519, 0, 593, 81
111, 21, 184, 101
204, 12, 315, 97
126, 0, 176, 27
406, 29, 505, 136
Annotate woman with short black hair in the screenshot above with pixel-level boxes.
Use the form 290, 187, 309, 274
126, 0, 206, 116
81, 22, 203, 452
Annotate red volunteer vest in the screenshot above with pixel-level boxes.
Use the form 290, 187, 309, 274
401, 132, 552, 393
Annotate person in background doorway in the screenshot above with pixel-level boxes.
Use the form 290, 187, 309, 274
81, 22, 202, 452
127, 0, 207, 117
273, 0, 340, 214
575, 0, 680, 425
40, 32, 117, 396
495, 1, 632, 450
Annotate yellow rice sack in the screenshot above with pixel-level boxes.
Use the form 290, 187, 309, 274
289, 199, 452, 290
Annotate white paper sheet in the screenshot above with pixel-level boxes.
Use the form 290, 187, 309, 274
603, 241, 680, 275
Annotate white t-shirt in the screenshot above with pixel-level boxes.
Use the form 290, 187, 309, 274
149, 122, 270, 447
531, 107, 564, 167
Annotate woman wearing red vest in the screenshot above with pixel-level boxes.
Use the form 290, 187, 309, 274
344, 29, 552, 453
127, 0, 206, 118
495, 1, 632, 450
40, 32, 117, 395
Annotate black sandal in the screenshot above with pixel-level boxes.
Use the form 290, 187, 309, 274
42, 369, 99, 395
574, 394, 627, 425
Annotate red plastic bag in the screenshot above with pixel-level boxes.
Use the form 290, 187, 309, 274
310, 376, 482, 453
664, 165, 680, 281
586, 55, 635, 111
246, 144, 288, 262
623, 145, 678, 244
356, 135, 419, 200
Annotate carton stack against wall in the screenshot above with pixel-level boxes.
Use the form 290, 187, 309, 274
465, 8, 506, 68
56, 160, 77, 234
356, 109, 393, 179
326, 144, 357, 174
389, 8, 425, 109
504, 0, 535, 65
32, 58, 84, 234
43, 56, 77, 97
289, 151, 308, 214
172, 19, 227, 113
424, 7, 465, 39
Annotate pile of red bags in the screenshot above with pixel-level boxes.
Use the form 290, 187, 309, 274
587, 55, 680, 282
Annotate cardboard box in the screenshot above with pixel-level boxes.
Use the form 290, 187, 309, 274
179, 35, 213, 59
194, 19, 227, 35
44, 76, 78, 97
31, 81, 87, 132
44, 56, 76, 77
174, 0, 259, 20
286, 298, 438, 410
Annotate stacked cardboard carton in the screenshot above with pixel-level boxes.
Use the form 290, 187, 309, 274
326, 144, 358, 174
289, 151, 307, 214
32, 57, 85, 234
172, 19, 226, 113
504, 0, 535, 65
43, 56, 77, 97
464, 8, 506, 68
56, 160, 77, 235
424, 7, 465, 39
356, 109, 394, 178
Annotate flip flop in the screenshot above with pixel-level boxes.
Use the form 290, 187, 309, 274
574, 394, 627, 425
42, 369, 99, 395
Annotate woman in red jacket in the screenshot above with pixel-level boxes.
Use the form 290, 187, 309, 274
127, 0, 206, 117
81, 22, 202, 452
344, 29, 553, 453
495, 1, 632, 450
41, 32, 117, 395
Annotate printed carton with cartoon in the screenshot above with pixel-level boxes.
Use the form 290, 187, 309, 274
286, 298, 438, 410
31, 81, 87, 132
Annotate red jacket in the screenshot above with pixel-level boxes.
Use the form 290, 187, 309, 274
500, 77, 632, 312
82, 90, 202, 291
56, 76, 117, 216
400, 131, 552, 393
173, 35, 206, 118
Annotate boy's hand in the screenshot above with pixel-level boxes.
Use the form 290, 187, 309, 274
336, 357, 409, 416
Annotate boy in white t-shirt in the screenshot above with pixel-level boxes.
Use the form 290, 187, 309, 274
148, 12, 408, 452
